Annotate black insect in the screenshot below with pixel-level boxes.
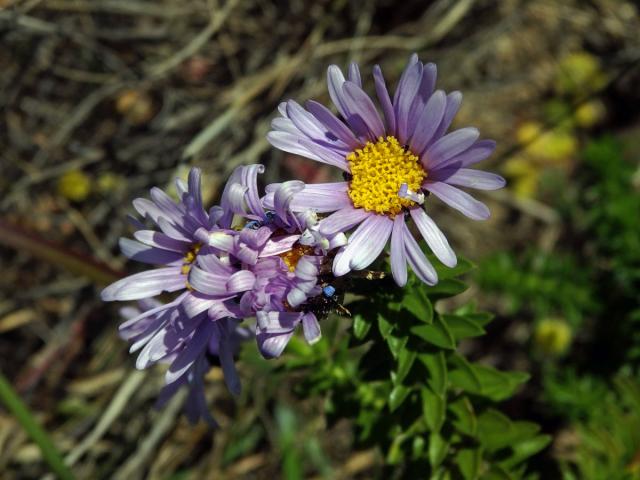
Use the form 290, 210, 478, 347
304, 283, 351, 319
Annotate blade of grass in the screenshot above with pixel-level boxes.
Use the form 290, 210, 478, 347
0, 371, 75, 480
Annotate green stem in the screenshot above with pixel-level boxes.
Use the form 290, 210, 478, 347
0, 371, 75, 480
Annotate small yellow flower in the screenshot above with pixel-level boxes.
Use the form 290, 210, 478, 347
574, 100, 606, 129
555, 52, 607, 96
57, 170, 91, 202
534, 318, 572, 356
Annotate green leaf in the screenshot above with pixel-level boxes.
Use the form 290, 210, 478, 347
449, 396, 477, 437
386, 434, 407, 464
456, 448, 481, 480
411, 435, 426, 459
501, 434, 551, 469
389, 385, 411, 412
353, 313, 371, 340
434, 255, 475, 280
464, 312, 495, 327
418, 351, 448, 395
443, 314, 486, 340
428, 432, 449, 468
386, 334, 408, 360
377, 313, 393, 340
471, 365, 530, 401
421, 387, 445, 432
448, 355, 529, 401
426, 279, 469, 299
395, 349, 417, 384
477, 409, 541, 452
448, 354, 482, 392
411, 314, 456, 350
403, 288, 433, 323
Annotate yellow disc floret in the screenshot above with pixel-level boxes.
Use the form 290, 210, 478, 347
347, 136, 426, 216
181, 243, 202, 276
280, 244, 314, 272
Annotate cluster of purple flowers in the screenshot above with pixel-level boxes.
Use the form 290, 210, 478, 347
102, 54, 504, 424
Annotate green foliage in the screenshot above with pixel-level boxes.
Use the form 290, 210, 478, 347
559, 373, 640, 480
284, 257, 547, 478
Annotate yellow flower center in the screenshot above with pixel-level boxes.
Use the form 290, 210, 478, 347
181, 243, 202, 291
347, 136, 426, 216
279, 244, 314, 272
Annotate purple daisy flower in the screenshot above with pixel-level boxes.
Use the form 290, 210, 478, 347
267, 54, 506, 286
119, 301, 251, 425
101, 168, 217, 302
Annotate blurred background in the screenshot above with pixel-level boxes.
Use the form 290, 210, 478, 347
1, 0, 640, 478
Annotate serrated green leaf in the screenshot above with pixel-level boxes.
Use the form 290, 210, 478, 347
389, 385, 411, 412
418, 351, 448, 395
428, 432, 449, 468
353, 313, 371, 340
443, 314, 486, 340
377, 313, 393, 340
411, 314, 456, 349
395, 349, 417, 384
449, 396, 477, 437
421, 387, 445, 432
456, 448, 481, 480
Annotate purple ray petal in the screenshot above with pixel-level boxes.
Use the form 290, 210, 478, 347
431, 91, 463, 143
407, 63, 437, 138
297, 137, 350, 171
424, 127, 480, 169
306, 100, 359, 149
390, 214, 408, 287
266, 131, 323, 162
319, 206, 371, 236
409, 208, 457, 267
429, 139, 496, 170
393, 61, 423, 144
327, 65, 349, 119
333, 214, 393, 275
119, 238, 184, 265
403, 223, 438, 285
101, 267, 184, 301
166, 321, 214, 384
342, 81, 385, 140
373, 65, 396, 135
424, 181, 490, 220
430, 168, 506, 190
302, 312, 321, 344
134, 230, 190, 253
348, 62, 362, 86
409, 89, 446, 155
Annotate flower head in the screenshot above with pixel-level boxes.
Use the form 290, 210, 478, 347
267, 54, 505, 286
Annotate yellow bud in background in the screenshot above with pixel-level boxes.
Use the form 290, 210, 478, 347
555, 52, 607, 96
516, 122, 543, 145
57, 170, 92, 202
503, 158, 540, 198
574, 100, 606, 128
96, 172, 121, 194
534, 318, 572, 356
